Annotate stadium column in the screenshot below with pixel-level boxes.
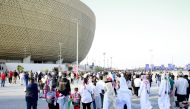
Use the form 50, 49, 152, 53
72, 18, 79, 75
23, 56, 31, 63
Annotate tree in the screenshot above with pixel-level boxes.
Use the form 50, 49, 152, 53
95, 66, 104, 72
17, 65, 24, 72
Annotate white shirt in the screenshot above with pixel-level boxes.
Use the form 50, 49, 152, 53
126, 80, 132, 88
79, 84, 94, 103
20, 73, 24, 78
71, 73, 74, 79
58, 72, 62, 77
96, 80, 105, 94
134, 78, 141, 87
175, 77, 189, 95
94, 85, 101, 97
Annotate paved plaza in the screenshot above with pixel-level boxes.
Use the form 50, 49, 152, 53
0, 79, 161, 109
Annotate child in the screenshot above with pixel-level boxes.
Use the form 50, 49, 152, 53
70, 87, 81, 109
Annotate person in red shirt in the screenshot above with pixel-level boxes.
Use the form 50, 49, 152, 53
1, 72, 6, 87
8, 71, 13, 84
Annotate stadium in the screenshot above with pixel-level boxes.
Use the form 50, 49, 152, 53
0, 0, 96, 64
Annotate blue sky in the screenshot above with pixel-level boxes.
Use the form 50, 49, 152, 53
80, 0, 190, 69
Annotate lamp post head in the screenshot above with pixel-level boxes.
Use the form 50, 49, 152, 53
71, 18, 80, 23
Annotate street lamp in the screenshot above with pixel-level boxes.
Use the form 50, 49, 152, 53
107, 58, 109, 68
59, 42, 63, 64
72, 19, 79, 75
171, 56, 174, 65
110, 57, 112, 69
103, 52, 106, 69
149, 49, 154, 72
24, 47, 27, 58
59, 42, 63, 71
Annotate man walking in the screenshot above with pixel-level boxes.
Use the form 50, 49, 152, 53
169, 73, 175, 109
134, 74, 141, 96
158, 73, 170, 109
13, 70, 18, 84
184, 75, 190, 100
24, 72, 29, 91
0, 72, 6, 87
156, 73, 161, 87
25, 78, 38, 109
175, 72, 189, 108
8, 71, 13, 84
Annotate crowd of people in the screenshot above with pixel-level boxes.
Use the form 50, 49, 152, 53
1, 70, 190, 109
0, 70, 19, 87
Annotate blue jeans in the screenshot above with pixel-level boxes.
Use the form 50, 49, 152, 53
26, 101, 37, 109
1, 80, 5, 87
62, 96, 69, 109
93, 100, 96, 109
24, 80, 28, 89
57, 96, 69, 109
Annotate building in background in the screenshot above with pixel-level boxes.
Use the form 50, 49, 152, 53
0, 0, 95, 72
0, 0, 95, 64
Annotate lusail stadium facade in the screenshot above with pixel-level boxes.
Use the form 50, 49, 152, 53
0, 0, 96, 64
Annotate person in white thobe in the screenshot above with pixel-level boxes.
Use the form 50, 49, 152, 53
116, 76, 132, 109
158, 73, 171, 109
103, 77, 116, 109
138, 75, 152, 109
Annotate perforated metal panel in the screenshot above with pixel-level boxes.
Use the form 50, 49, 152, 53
0, 0, 96, 63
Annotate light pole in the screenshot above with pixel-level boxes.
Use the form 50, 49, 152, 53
149, 49, 153, 72
77, 20, 79, 75
59, 42, 63, 71
172, 56, 174, 65
103, 52, 106, 69
107, 58, 109, 68
72, 19, 79, 75
110, 57, 112, 69
24, 47, 27, 58
86, 56, 89, 65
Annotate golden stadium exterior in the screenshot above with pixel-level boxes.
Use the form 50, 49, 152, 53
0, 0, 95, 63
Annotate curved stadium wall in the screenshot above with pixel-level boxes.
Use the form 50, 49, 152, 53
0, 0, 96, 63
